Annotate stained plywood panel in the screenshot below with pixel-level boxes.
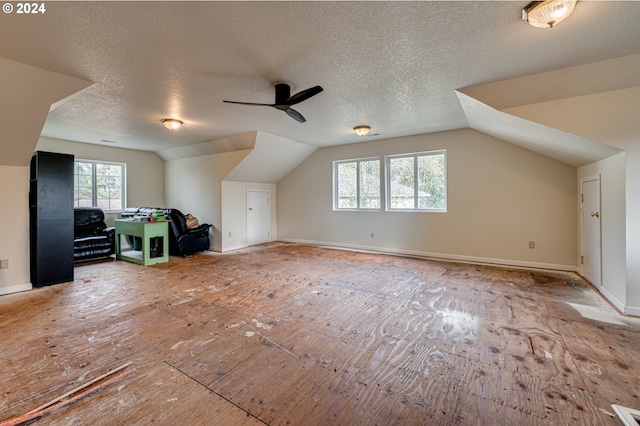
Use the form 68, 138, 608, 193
556, 318, 640, 414
1, 243, 636, 425
44, 362, 262, 425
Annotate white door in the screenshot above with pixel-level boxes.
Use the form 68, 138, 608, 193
247, 190, 270, 246
581, 176, 601, 287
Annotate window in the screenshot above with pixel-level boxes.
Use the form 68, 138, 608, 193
386, 150, 446, 211
74, 160, 125, 211
334, 158, 380, 210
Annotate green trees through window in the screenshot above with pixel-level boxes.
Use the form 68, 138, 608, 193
388, 151, 446, 210
74, 161, 93, 207
334, 150, 446, 212
336, 159, 380, 209
74, 160, 125, 211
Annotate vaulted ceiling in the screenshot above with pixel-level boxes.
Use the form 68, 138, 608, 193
1, 1, 639, 166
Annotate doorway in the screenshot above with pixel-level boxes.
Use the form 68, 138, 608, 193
247, 190, 270, 246
581, 175, 602, 287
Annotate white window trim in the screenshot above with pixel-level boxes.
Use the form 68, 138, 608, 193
385, 150, 447, 212
333, 157, 382, 211
75, 159, 127, 213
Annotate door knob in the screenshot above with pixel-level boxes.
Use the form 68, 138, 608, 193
249, 207, 253, 211
591, 212, 599, 218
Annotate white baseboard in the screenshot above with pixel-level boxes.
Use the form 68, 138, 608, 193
575, 270, 640, 318
598, 285, 627, 313
221, 239, 279, 253
221, 243, 249, 253
0, 283, 33, 296
624, 304, 640, 317
280, 239, 577, 272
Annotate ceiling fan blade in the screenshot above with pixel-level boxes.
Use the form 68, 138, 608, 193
285, 108, 306, 123
287, 86, 323, 105
223, 83, 319, 123
222, 100, 274, 107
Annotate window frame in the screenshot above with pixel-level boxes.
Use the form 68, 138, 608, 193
385, 150, 447, 212
333, 157, 382, 211
74, 159, 126, 213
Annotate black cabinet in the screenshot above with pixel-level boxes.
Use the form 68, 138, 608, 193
29, 151, 74, 287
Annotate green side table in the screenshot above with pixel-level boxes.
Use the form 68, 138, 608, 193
115, 220, 169, 266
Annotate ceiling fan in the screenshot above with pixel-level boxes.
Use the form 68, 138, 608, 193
223, 83, 323, 123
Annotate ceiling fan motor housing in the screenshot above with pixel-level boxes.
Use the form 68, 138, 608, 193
274, 83, 292, 107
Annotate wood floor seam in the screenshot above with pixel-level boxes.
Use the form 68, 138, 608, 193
163, 360, 270, 425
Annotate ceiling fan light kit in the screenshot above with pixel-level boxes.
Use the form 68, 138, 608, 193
223, 83, 323, 123
161, 118, 183, 130
522, 0, 577, 28
354, 125, 371, 136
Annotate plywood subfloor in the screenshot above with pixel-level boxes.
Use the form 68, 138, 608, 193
1, 243, 639, 425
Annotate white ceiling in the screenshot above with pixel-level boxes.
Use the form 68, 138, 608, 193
1, 1, 640, 156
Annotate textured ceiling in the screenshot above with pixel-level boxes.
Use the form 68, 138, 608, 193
1, 1, 640, 153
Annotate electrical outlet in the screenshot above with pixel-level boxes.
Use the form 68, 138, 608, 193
0, 259, 8, 269
228, 232, 232, 237
370, 232, 374, 238
529, 241, 535, 249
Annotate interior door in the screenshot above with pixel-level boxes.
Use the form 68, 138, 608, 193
581, 176, 601, 287
247, 190, 270, 246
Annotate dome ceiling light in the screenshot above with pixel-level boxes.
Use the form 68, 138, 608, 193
354, 125, 371, 136
522, 0, 578, 28
161, 118, 183, 130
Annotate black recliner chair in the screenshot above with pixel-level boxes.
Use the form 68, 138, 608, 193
164, 208, 212, 256
74, 207, 115, 261
121, 207, 211, 256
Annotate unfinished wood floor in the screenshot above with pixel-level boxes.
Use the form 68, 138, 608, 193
1, 243, 639, 425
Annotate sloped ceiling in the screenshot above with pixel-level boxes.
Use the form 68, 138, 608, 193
456, 91, 622, 167
157, 132, 258, 161
504, 86, 640, 150
460, 54, 640, 111
458, 54, 640, 166
158, 130, 317, 184
224, 132, 318, 183
0, 58, 91, 166
0, 1, 639, 161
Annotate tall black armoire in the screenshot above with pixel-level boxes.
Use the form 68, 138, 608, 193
29, 151, 74, 287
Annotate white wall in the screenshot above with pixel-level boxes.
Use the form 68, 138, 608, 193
624, 148, 640, 314
578, 152, 627, 308
0, 166, 31, 295
278, 128, 577, 269
221, 181, 277, 252
165, 150, 250, 251
504, 87, 640, 314
37, 137, 165, 225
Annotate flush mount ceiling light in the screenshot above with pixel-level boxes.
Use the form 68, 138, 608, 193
522, 0, 577, 28
354, 125, 371, 136
161, 118, 183, 130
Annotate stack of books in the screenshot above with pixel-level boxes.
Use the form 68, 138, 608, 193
151, 210, 165, 222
